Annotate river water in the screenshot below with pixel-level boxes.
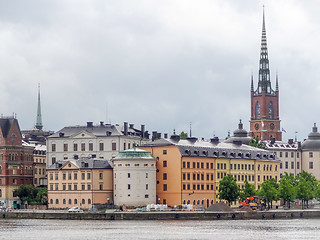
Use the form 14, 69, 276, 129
0, 218, 319, 240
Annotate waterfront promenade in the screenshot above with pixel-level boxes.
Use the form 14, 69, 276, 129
2, 208, 320, 221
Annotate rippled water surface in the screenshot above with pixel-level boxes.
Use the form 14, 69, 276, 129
1, 218, 320, 240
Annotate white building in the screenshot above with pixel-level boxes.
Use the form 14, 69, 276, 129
113, 148, 156, 207
47, 122, 150, 167
263, 138, 302, 177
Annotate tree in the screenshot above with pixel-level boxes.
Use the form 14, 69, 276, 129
180, 131, 188, 139
13, 185, 47, 206
219, 175, 240, 206
279, 173, 296, 208
249, 136, 265, 149
240, 180, 256, 201
296, 178, 314, 209
259, 178, 279, 209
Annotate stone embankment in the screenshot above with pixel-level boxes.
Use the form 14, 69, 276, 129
1, 209, 320, 220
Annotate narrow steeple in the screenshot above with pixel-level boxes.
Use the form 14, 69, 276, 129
251, 74, 254, 91
276, 73, 279, 91
35, 83, 43, 130
256, 6, 274, 95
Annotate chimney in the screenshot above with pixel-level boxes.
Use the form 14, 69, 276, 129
170, 134, 180, 142
124, 122, 128, 136
129, 124, 134, 129
210, 137, 219, 144
59, 132, 65, 137
100, 121, 104, 127
141, 125, 145, 138
87, 122, 93, 127
152, 131, 157, 141
164, 133, 168, 139
270, 137, 276, 144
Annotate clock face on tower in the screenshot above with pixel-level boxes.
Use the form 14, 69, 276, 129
255, 123, 259, 130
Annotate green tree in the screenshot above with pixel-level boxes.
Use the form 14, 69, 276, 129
279, 173, 296, 208
249, 136, 265, 149
296, 178, 314, 209
240, 180, 256, 201
259, 178, 279, 209
180, 131, 188, 139
13, 185, 47, 206
219, 175, 240, 206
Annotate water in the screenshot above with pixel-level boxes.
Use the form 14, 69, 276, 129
0, 218, 319, 239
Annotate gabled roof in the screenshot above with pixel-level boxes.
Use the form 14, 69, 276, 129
0, 118, 21, 138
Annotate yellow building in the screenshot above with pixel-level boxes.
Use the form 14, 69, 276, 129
47, 158, 113, 209
33, 144, 47, 187
141, 134, 280, 208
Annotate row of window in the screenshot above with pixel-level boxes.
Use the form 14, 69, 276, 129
49, 198, 92, 205
181, 173, 215, 181
49, 172, 103, 181
280, 161, 300, 170
123, 184, 149, 190
182, 161, 214, 169
114, 173, 149, 179
52, 142, 127, 152
50, 183, 104, 191
116, 163, 154, 167
34, 168, 45, 175
182, 184, 215, 191
277, 151, 300, 158
0, 153, 33, 161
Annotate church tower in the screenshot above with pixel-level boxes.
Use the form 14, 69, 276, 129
249, 9, 282, 141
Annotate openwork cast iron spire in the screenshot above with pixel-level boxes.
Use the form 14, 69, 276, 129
255, 8, 275, 96
35, 83, 43, 130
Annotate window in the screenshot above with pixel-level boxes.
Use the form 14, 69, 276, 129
201, 162, 204, 168
63, 173, 66, 180
163, 161, 167, 167
88, 199, 91, 204
50, 185, 53, 190
74, 185, 77, 190
146, 184, 148, 190
224, 163, 226, 169
50, 174, 53, 180
163, 173, 167, 180
206, 163, 209, 169
99, 172, 103, 179
291, 162, 294, 169
163, 150, 167, 155
68, 199, 72, 204
285, 162, 288, 169
217, 163, 220, 169
193, 174, 196, 180
52, 157, 56, 164
74, 173, 77, 180
52, 144, 56, 152
99, 184, 103, 190
68, 173, 72, 180
81, 173, 85, 180
297, 162, 300, 169
285, 152, 288, 158
124, 143, 126, 150
87, 173, 91, 180
309, 152, 313, 158
63, 185, 66, 190
64, 144, 68, 152
68, 185, 72, 190
163, 184, 167, 191
88, 184, 91, 190
82, 199, 85, 204
201, 174, 204, 181
99, 142, 104, 151
56, 199, 59, 204
197, 162, 200, 168
309, 162, 313, 169
145, 195, 149, 198
82, 185, 85, 190
128, 173, 131, 178
210, 163, 214, 169
291, 152, 294, 158
280, 162, 282, 169
146, 173, 148, 178
183, 173, 185, 180
183, 162, 186, 168
55, 174, 58, 180
55, 185, 58, 190
187, 162, 190, 168
193, 162, 196, 168
74, 199, 77, 204
74, 143, 78, 151
128, 184, 131, 190
297, 152, 300, 158
89, 143, 93, 151
230, 164, 233, 170
112, 143, 116, 151
279, 152, 282, 157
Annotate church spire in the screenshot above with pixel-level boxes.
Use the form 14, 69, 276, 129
35, 83, 43, 130
256, 6, 274, 95
251, 74, 254, 92
276, 73, 279, 91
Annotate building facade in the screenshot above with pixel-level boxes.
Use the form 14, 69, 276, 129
0, 117, 34, 208
47, 122, 150, 167
113, 148, 156, 207
141, 134, 280, 208
47, 158, 113, 209
249, 10, 282, 141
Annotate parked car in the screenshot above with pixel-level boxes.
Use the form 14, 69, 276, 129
68, 207, 83, 213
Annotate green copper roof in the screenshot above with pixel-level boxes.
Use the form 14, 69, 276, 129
114, 148, 154, 159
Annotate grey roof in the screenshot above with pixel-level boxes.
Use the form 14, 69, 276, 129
0, 118, 21, 138
224, 120, 251, 145
47, 158, 113, 170
142, 138, 279, 162
263, 140, 299, 150
48, 123, 143, 138
301, 123, 320, 151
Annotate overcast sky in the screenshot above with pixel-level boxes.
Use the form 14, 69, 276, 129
0, 0, 319, 142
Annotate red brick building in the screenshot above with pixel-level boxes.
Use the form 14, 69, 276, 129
249, 10, 282, 141
0, 117, 34, 208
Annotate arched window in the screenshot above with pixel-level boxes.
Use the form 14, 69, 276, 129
63, 199, 66, 204
74, 199, 78, 204
55, 199, 59, 204
50, 199, 53, 204
82, 199, 85, 205
11, 134, 16, 145
255, 102, 261, 119
68, 199, 72, 204
88, 199, 91, 204
268, 101, 274, 119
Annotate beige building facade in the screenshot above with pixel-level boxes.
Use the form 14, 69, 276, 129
47, 158, 113, 209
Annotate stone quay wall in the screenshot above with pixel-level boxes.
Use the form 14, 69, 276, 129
1, 210, 320, 221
